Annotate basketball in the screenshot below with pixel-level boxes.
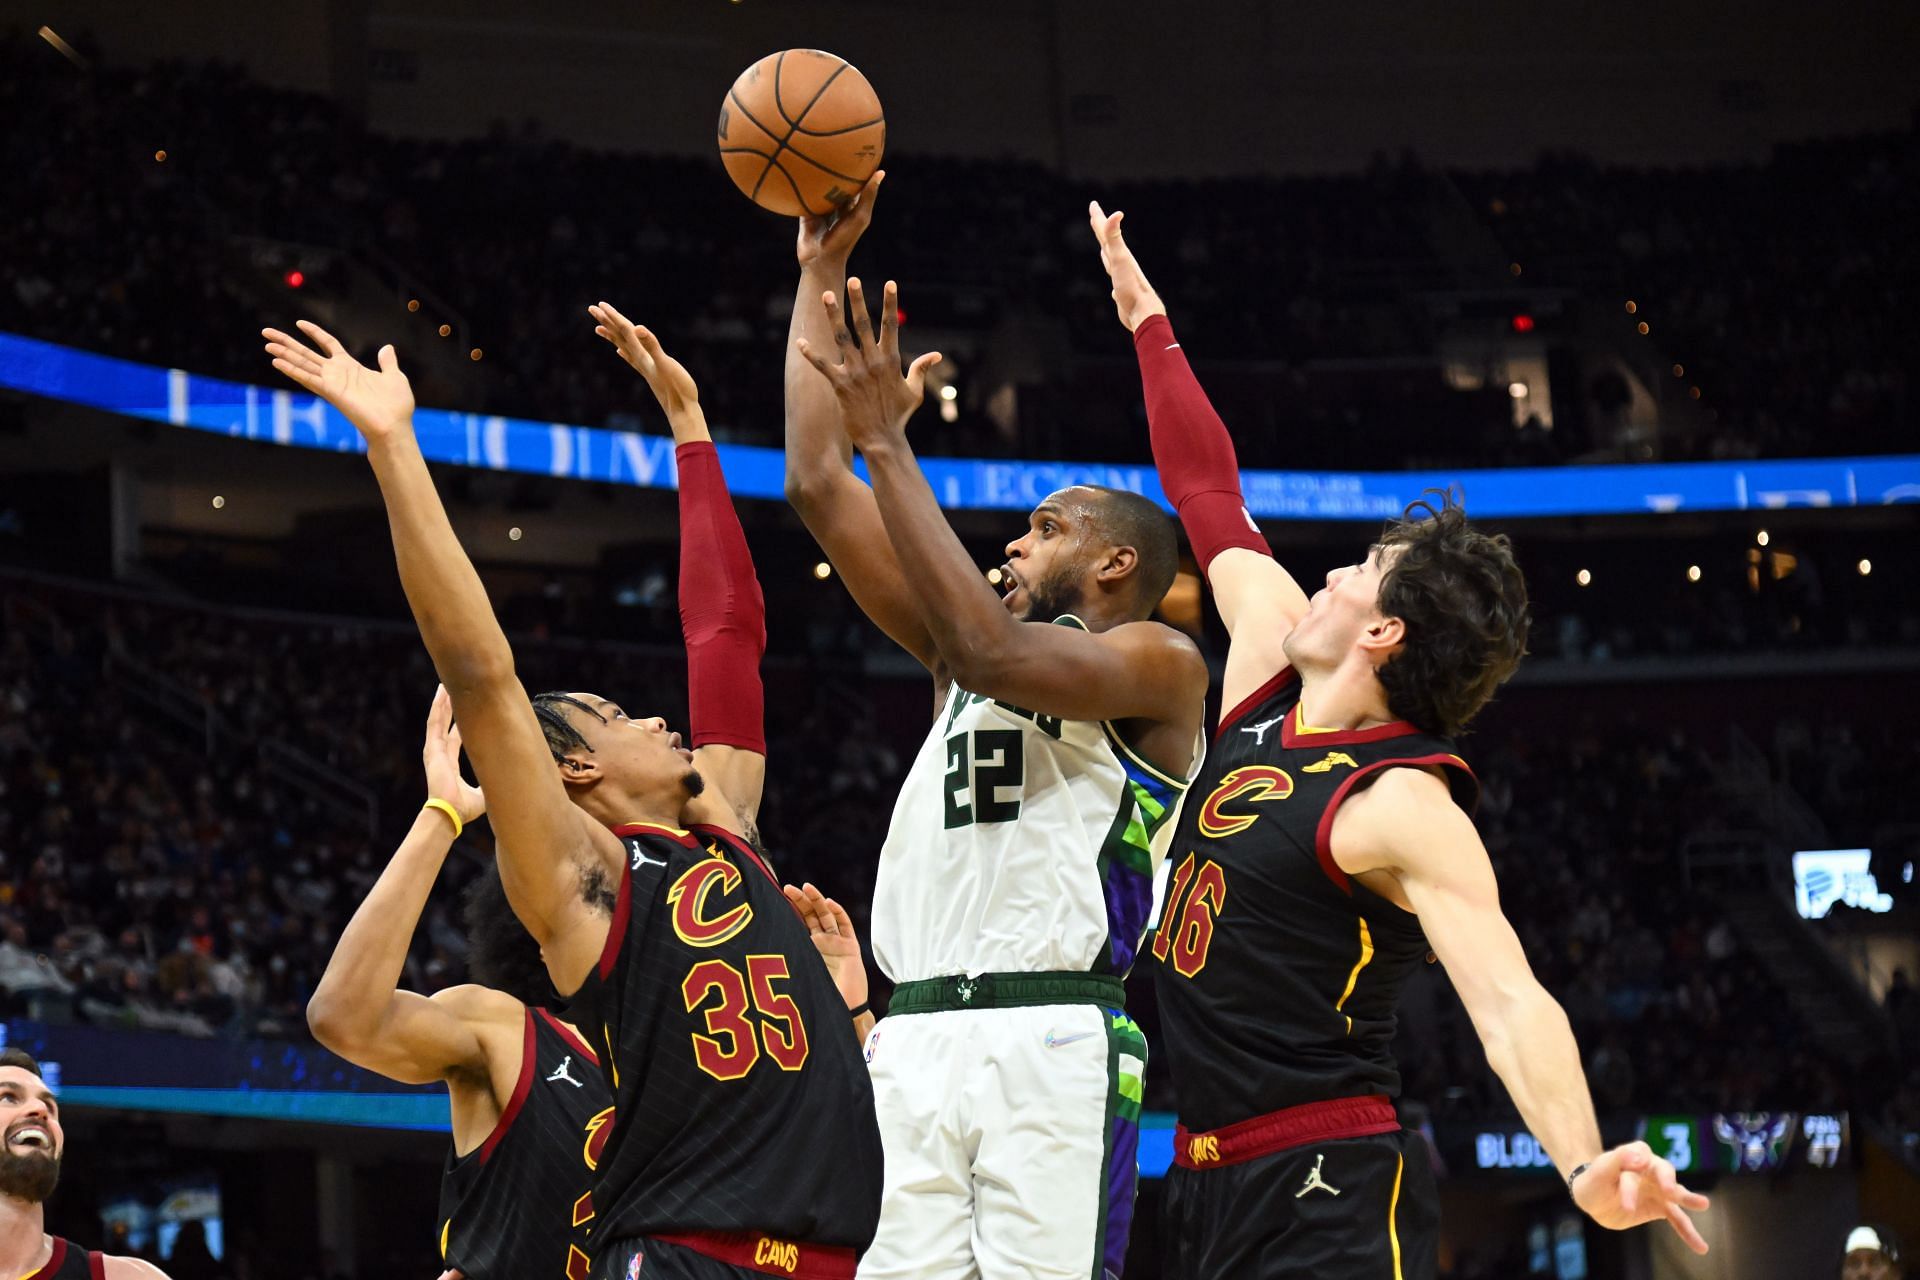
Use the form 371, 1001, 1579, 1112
717, 49, 885, 216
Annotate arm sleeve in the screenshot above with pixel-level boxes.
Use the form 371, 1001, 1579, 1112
676, 441, 767, 754
1133, 313, 1273, 577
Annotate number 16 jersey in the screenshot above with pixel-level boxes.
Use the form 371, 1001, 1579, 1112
1150, 667, 1478, 1133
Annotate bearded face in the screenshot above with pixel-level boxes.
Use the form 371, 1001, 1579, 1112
0, 1068, 61, 1205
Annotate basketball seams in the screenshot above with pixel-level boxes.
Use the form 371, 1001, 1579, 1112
762, 161, 809, 217
726, 88, 786, 148
777, 143, 875, 187
788, 116, 885, 138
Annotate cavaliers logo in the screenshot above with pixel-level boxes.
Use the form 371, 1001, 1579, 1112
1197, 766, 1294, 838
667, 856, 753, 948
1187, 1134, 1221, 1165
583, 1105, 615, 1172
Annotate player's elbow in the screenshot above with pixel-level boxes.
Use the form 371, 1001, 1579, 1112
436, 647, 516, 696
783, 461, 837, 517
305, 988, 370, 1053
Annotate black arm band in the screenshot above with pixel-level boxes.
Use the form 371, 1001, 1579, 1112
1567, 1161, 1592, 1194
848, 1002, 871, 1020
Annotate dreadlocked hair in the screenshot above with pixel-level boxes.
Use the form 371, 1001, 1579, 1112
531, 692, 603, 764
1374, 489, 1530, 738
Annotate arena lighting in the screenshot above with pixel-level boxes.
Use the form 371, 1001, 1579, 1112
1687, 565, 1701, 582
985, 567, 1004, 586
812, 561, 832, 580
438, 324, 452, 337
154, 150, 167, 163
1625, 301, 1638, 314
1757, 530, 1770, 546
1510, 314, 1535, 333
211, 495, 226, 510
507, 526, 523, 541
284, 270, 305, 289
1637, 321, 1651, 335
1690, 386, 1702, 400
469, 348, 484, 361
939, 384, 958, 402
407, 299, 421, 313
1508, 262, 1523, 277
1508, 382, 1528, 399
1858, 559, 1872, 576
1672, 363, 1686, 377
1576, 568, 1592, 586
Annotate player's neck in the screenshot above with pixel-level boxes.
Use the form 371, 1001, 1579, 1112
578, 786, 682, 832
0, 1195, 49, 1276
1295, 664, 1397, 732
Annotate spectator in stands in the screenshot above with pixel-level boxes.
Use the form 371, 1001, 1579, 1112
1843, 1226, 1905, 1280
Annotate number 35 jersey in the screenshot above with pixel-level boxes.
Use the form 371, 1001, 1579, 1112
568, 822, 883, 1249
872, 615, 1202, 984
1149, 668, 1478, 1133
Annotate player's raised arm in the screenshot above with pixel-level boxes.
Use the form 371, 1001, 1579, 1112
796, 280, 1208, 729
1335, 767, 1712, 1254
782, 172, 942, 675
262, 323, 615, 995
592, 304, 766, 840
1088, 202, 1312, 711
308, 686, 513, 1085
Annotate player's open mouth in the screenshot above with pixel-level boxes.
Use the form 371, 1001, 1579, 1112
998, 565, 1023, 604
667, 731, 693, 762
7, 1125, 51, 1151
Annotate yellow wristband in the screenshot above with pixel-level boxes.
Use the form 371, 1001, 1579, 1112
423, 798, 464, 839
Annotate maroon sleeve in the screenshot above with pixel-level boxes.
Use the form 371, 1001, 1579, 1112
1132, 314, 1274, 577
676, 441, 767, 754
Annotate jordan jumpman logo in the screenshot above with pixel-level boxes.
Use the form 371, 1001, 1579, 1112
1295, 1153, 1341, 1197
547, 1055, 585, 1088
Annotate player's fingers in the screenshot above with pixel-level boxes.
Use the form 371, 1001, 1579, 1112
631, 324, 666, 361
1618, 1168, 1639, 1215
1650, 1156, 1680, 1198
906, 351, 943, 394
263, 342, 323, 376
824, 898, 855, 936
820, 291, 856, 351
428, 683, 452, 736
1674, 1184, 1710, 1212
262, 329, 325, 368
845, 277, 877, 349
596, 300, 637, 334
1666, 1202, 1709, 1255
295, 318, 346, 357
271, 357, 322, 395
879, 281, 900, 354
793, 338, 839, 380
377, 344, 400, 374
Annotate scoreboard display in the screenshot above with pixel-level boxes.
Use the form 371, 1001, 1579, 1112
1460, 1111, 1849, 1176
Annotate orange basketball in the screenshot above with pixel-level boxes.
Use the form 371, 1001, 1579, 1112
717, 49, 885, 217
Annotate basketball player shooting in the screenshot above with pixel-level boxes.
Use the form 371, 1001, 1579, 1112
308, 686, 611, 1280
262, 310, 881, 1280
0, 1050, 173, 1280
1086, 203, 1710, 1277
787, 185, 1208, 1280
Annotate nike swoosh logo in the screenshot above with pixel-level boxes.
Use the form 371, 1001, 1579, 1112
1164, 343, 1181, 351
1044, 1031, 1101, 1049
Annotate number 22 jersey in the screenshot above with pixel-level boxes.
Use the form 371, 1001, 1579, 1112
569, 821, 883, 1249
1149, 668, 1478, 1132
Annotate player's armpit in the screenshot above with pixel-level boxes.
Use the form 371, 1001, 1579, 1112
316, 985, 504, 1088
1209, 547, 1312, 714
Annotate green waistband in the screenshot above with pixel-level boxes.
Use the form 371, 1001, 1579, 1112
887, 971, 1125, 1014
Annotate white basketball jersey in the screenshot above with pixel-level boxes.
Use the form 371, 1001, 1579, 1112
871, 616, 1201, 984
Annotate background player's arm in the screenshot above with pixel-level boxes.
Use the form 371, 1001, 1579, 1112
592, 304, 764, 838
1335, 768, 1712, 1253
798, 281, 1209, 726
1088, 203, 1311, 712
781, 171, 943, 676
308, 687, 503, 1086
263, 323, 616, 996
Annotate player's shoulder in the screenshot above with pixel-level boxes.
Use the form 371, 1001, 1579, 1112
100, 1256, 173, 1280
1105, 618, 1208, 676
430, 982, 527, 1025
1335, 763, 1476, 862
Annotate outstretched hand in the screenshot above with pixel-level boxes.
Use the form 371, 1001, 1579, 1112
1572, 1140, 1712, 1254
797, 168, 884, 271
422, 685, 486, 826
793, 277, 942, 452
588, 301, 706, 441
783, 881, 867, 1012
1087, 201, 1168, 333
262, 321, 416, 442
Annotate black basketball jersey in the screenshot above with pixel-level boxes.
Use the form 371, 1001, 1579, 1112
437, 1006, 613, 1280
570, 821, 883, 1249
24, 1239, 100, 1280
1149, 667, 1477, 1132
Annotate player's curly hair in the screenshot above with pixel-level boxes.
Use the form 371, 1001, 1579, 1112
462, 863, 557, 1009
1374, 490, 1530, 737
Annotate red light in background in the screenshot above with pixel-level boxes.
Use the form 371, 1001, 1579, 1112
896, 308, 907, 325
1511, 314, 1535, 333
285, 270, 305, 288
